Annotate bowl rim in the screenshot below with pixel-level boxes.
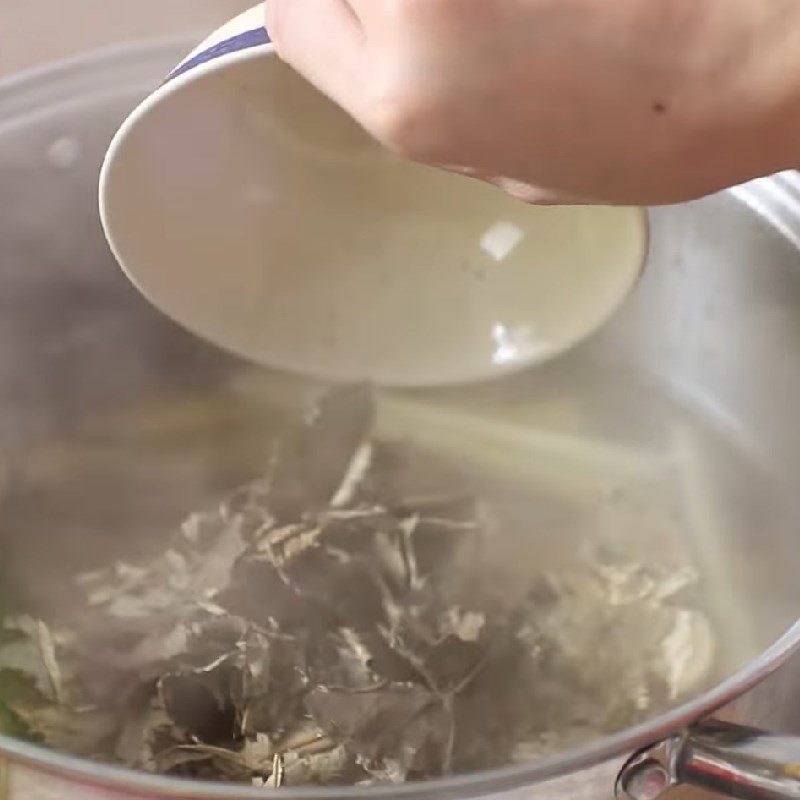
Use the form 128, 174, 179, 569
2, 37, 800, 800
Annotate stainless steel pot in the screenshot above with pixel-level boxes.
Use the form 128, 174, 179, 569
2, 38, 800, 800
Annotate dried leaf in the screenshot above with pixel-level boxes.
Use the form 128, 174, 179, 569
0, 616, 61, 701
159, 654, 238, 744
282, 743, 351, 785
307, 684, 450, 780
0, 384, 718, 786
267, 384, 374, 522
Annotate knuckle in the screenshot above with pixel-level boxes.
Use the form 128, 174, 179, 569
366, 85, 447, 162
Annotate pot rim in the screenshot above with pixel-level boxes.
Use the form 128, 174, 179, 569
1, 38, 799, 800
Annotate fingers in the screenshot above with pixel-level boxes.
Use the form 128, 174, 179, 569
487, 176, 596, 206
265, 0, 366, 115
263, 0, 596, 206
431, 161, 594, 205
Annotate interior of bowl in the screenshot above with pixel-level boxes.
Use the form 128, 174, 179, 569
100, 50, 647, 386
2, 41, 800, 798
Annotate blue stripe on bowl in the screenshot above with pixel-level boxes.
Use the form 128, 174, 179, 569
164, 27, 271, 84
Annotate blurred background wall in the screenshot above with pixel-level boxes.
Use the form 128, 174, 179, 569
1, 0, 254, 76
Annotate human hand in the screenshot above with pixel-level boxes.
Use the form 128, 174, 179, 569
266, 0, 800, 205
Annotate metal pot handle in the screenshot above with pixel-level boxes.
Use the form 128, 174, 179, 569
616, 720, 800, 800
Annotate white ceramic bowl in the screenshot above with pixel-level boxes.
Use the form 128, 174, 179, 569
99, 5, 649, 387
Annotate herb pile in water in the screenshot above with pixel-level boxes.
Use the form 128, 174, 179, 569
0, 385, 715, 786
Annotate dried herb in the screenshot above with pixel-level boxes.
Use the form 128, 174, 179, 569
0, 385, 716, 785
